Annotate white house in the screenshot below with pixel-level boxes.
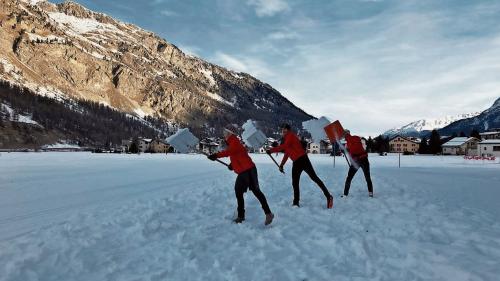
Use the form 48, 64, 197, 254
479, 131, 500, 140
139, 138, 152, 152
308, 142, 321, 154
478, 139, 500, 157
442, 137, 479, 156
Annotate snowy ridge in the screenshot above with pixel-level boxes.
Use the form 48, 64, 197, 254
384, 112, 481, 137
439, 97, 500, 135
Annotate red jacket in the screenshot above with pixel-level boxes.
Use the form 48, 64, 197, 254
216, 135, 255, 174
345, 134, 368, 160
270, 131, 306, 165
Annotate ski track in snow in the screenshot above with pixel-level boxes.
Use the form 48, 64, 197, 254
0, 153, 499, 281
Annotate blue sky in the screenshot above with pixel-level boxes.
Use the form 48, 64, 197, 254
55, 0, 500, 136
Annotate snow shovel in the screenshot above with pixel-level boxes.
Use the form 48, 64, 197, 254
302, 116, 331, 143
324, 120, 353, 167
166, 128, 229, 167
241, 120, 284, 174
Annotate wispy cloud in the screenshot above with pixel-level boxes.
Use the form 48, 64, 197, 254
159, 9, 177, 17
211, 51, 274, 77
247, 0, 289, 17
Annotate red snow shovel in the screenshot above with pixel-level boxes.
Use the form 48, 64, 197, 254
324, 121, 352, 166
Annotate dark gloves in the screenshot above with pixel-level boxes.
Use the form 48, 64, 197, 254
207, 154, 218, 161
228, 163, 233, 171
266, 149, 272, 155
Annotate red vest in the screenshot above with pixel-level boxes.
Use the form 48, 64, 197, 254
216, 135, 255, 174
345, 134, 368, 160
270, 131, 306, 161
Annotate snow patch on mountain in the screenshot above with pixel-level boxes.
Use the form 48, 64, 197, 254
384, 112, 481, 137
47, 12, 124, 36
200, 68, 217, 87
1, 103, 42, 127
205, 91, 235, 107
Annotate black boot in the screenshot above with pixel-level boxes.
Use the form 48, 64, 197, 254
233, 217, 245, 224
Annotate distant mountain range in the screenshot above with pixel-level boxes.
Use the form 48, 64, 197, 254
0, 0, 312, 148
438, 97, 500, 136
383, 112, 481, 138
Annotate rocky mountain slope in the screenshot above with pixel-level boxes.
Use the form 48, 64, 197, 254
383, 112, 480, 138
439, 97, 500, 136
0, 0, 312, 140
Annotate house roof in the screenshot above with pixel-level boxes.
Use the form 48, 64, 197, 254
389, 135, 420, 144
479, 131, 500, 135
442, 137, 478, 147
479, 139, 500, 145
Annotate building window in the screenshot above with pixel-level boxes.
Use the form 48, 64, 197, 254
493, 146, 500, 152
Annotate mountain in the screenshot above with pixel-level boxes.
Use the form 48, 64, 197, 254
383, 112, 481, 138
0, 0, 312, 147
438, 97, 500, 136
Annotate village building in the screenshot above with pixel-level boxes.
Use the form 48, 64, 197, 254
149, 139, 171, 153
478, 139, 500, 157
479, 131, 500, 140
138, 138, 152, 152
389, 136, 420, 153
308, 142, 321, 154
307, 140, 331, 154
442, 137, 479, 155
198, 138, 222, 154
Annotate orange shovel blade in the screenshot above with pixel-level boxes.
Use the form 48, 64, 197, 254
324, 120, 345, 142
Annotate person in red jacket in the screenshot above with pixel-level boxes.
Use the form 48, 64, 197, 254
267, 124, 334, 208
208, 129, 274, 225
343, 129, 373, 197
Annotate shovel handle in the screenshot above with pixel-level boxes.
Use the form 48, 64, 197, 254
268, 154, 285, 174
198, 150, 230, 167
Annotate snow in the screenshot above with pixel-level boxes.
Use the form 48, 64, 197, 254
479, 139, 500, 144
241, 120, 267, 148
20, 0, 45, 5
47, 12, 124, 36
205, 91, 236, 107
0, 58, 14, 73
384, 112, 481, 136
199, 67, 217, 87
0, 153, 499, 280
34, 86, 67, 102
0, 103, 41, 126
442, 137, 475, 147
42, 142, 81, 149
302, 116, 331, 143
230, 72, 244, 79
27, 34, 67, 44
133, 107, 147, 118
0, 58, 23, 81
165, 128, 199, 153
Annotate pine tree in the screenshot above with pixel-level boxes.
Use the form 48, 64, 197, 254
470, 129, 481, 140
366, 136, 374, 153
459, 131, 466, 137
428, 130, 442, 155
128, 142, 139, 154
418, 137, 429, 154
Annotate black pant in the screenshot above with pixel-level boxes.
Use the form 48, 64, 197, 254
235, 167, 272, 218
344, 157, 373, 196
292, 155, 331, 204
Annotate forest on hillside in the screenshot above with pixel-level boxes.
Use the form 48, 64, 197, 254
0, 80, 173, 148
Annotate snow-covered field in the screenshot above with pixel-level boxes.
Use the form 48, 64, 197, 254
1, 153, 499, 281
